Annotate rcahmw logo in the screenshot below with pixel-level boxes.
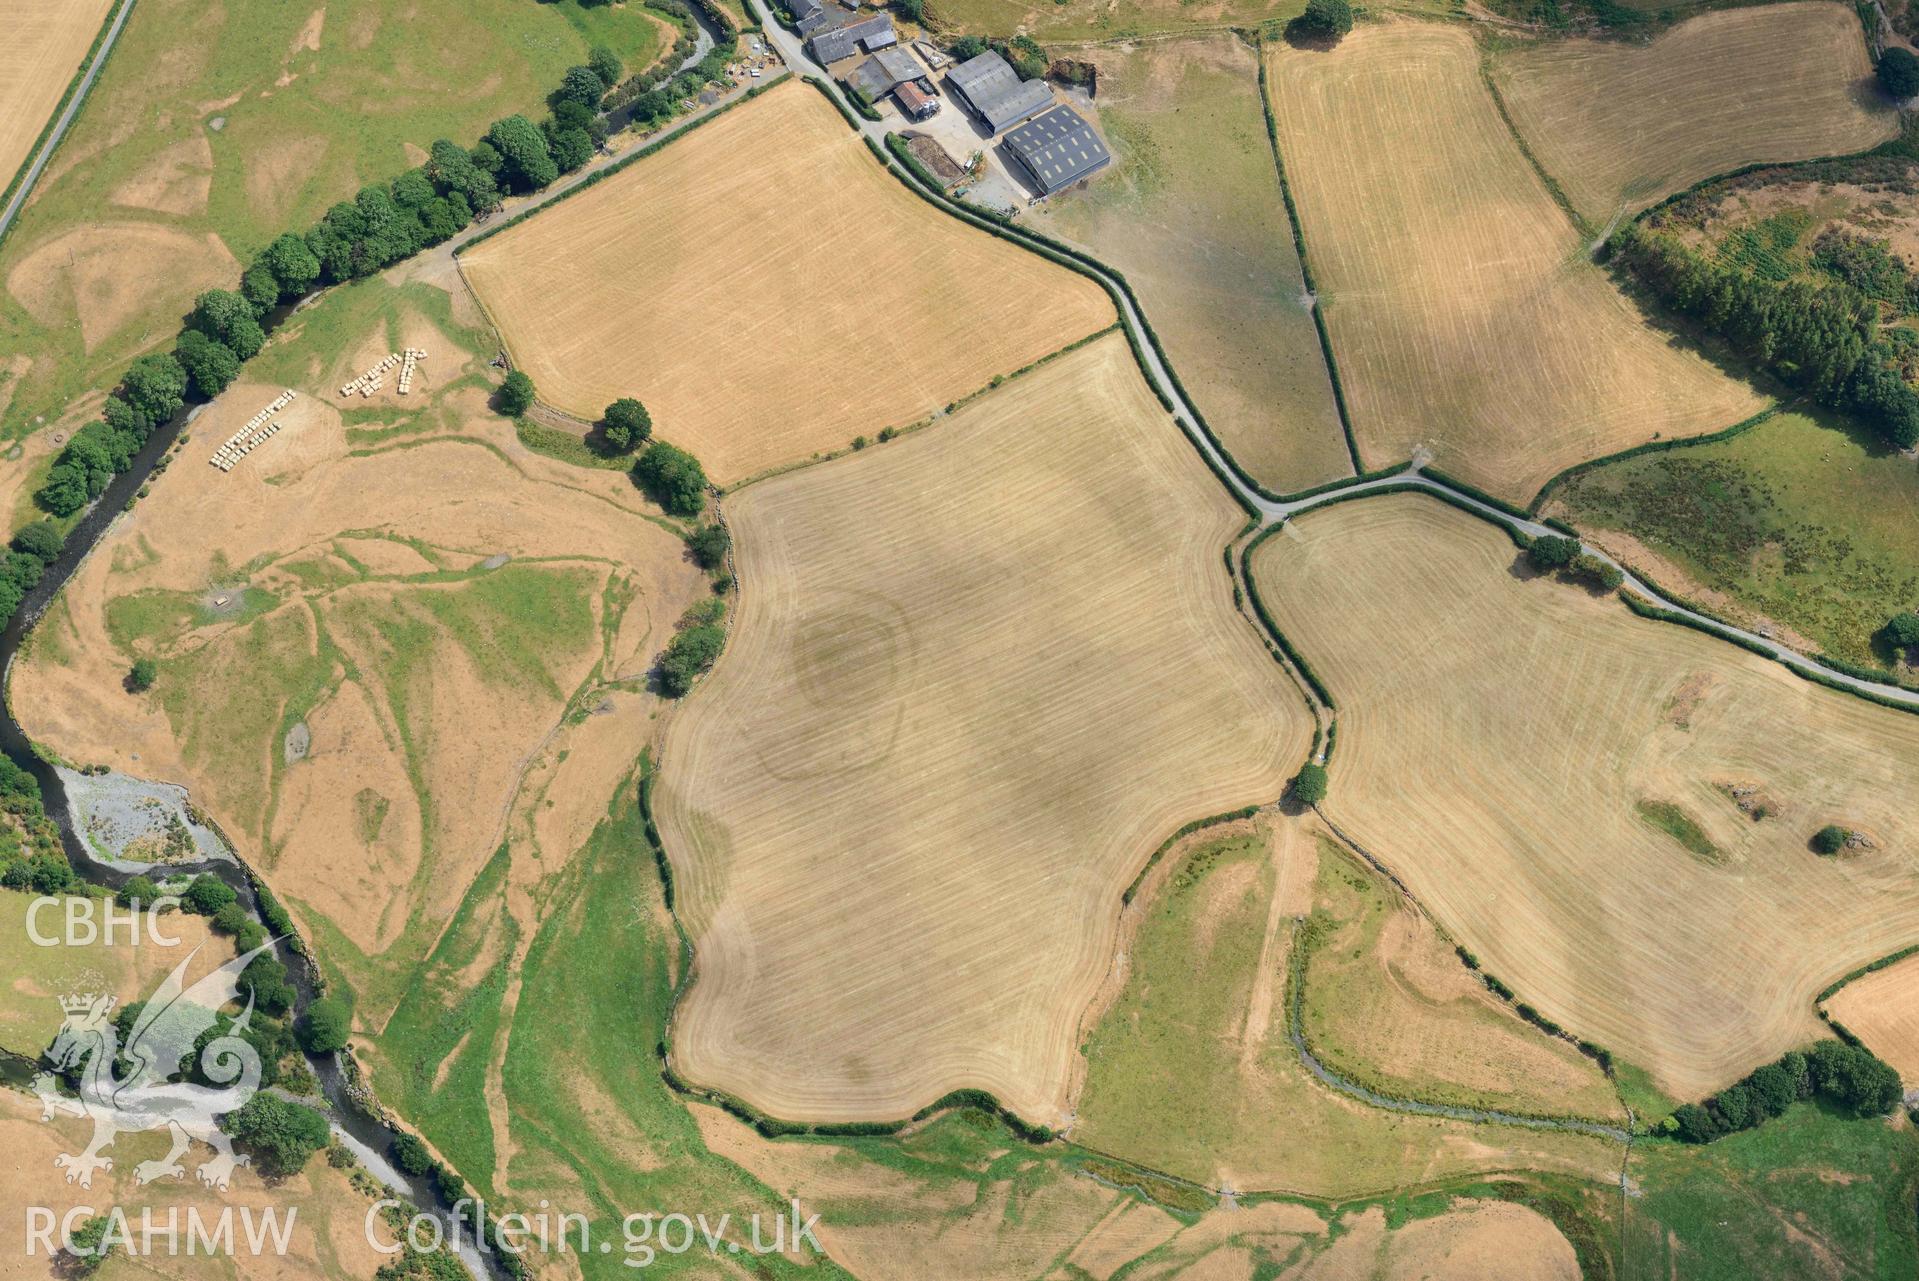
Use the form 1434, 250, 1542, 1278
26, 893, 184, 947
25, 1205, 298, 1259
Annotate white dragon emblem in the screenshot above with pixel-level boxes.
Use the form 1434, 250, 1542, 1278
31, 941, 275, 1191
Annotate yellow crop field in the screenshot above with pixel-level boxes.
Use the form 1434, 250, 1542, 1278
461, 79, 1115, 484
654, 334, 1306, 1124
1263, 23, 1763, 502
1824, 954, 1919, 1083
1251, 494, 1919, 1100
1492, 3, 1896, 227
0, 0, 115, 193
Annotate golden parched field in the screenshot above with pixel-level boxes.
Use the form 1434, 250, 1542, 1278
0, 0, 116, 194
1824, 954, 1919, 1084
655, 334, 1306, 1124
461, 78, 1115, 484
1263, 23, 1763, 503
14, 280, 708, 1023
1492, 3, 1896, 228
1252, 494, 1919, 1101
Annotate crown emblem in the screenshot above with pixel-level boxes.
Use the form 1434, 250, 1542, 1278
59, 993, 114, 1015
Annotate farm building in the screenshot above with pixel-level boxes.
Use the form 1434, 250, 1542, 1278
1004, 105, 1111, 196
806, 13, 897, 65
945, 50, 1055, 134
849, 47, 927, 101
789, 0, 825, 32
895, 81, 939, 120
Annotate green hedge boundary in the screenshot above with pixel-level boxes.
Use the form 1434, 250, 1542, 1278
1525, 404, 1780, 517
1817, 944, 1919, 1005
1120, 806, 1261, 905
1254, 49, 1365, 479
1274, 461, 1410, 506
455, 74, 789, 255
1618, 590, 1919, 716
1240, 522, 1338, 708
0, 0, 135, 253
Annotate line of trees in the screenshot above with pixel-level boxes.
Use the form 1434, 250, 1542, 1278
601, 0, 741, 129
33, 43, 634, 526
1662, 1040, 1903, 1143
1611, 223, 1919, 451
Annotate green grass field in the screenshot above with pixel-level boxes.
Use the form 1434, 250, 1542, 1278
1548, 409, 1919, 672
1074, 831, 1620, 1195
1624, 1106, 1919, 1279
0, 0, 664, 440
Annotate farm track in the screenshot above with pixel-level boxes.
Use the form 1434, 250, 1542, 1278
750, 4, 1919, 715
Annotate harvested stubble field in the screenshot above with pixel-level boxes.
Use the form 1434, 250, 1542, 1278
1252, 494, 1919, 1100
1262, 22, 1762, 502
0, 0, 662, 437
13, 277, 708, 1025
654, 334, 1305, 1124
1491, 4, 1895, 228
1074, 821, 1619, 1195
459, 79, 1115, 484
927, 0, 1304, 42
1033, 34, 1349, 493
0, 0, 116, 196
1825, 954, 1919, 1083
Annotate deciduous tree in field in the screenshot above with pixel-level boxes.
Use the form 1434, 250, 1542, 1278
1811, 824, 1850, 856
1883, 611, 1919, 655
633, 442, 709, 517
486, 114, 560, 193
1293, 0, 1353, 40
497, 370, 536, 417
1879, 47, 1919, 101
175, 330, 242, 399
588, 45, 623, 93
1526, 534, 1580, 573
298, 996, 352, 1054
602, 397, 652, 452
223, 1094, 330, 1177
127, 658, 158, 694
1292, 763, 1328, 806
687, 522, 730, 570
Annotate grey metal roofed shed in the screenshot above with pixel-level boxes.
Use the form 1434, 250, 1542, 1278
944, 50, 1054, 133
848, 46, 924, 100
806, 13, 895, 64
1003, 104, 1111, 196
788, 0, 823, 26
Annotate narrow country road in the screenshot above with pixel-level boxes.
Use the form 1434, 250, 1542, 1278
752, 0, 1919, 713
0, 0, 137, 246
